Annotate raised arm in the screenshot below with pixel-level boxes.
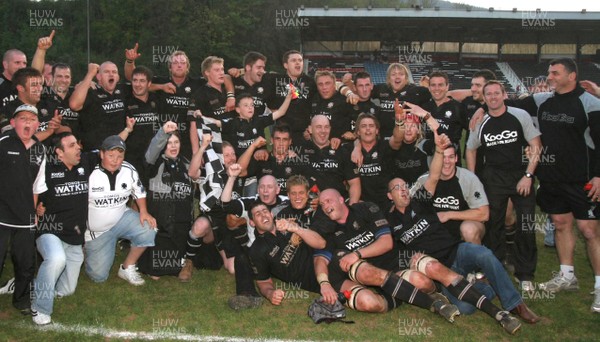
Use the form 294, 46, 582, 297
145, 121, 178, 165
236, 136, 266, 178
118, 117, 135, 141
271, 85, 294, 121
404, 101, 439, 133
188, 131, 212, 180
389, 99, 406, 150
220, 163, 242, 204
31, 30, 55, 73
423, 132, 450, 195
69, 63, 99, 111
124, 43, 141, 81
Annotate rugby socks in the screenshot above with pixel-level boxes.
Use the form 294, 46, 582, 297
560, 265, 575, 280
381, 272, 433, 310
382, 292, 400, 311
447, 278, 501, 319
595, 276, 600, 289
184, 230, 202, 260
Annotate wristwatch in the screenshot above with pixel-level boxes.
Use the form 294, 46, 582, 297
524, 172, 534, 178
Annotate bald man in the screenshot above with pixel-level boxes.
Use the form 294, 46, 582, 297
70, 62, 131, 151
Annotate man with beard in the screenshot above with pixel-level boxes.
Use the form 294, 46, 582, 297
31, 132, 94, 325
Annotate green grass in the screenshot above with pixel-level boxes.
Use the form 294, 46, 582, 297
1, 230, 600, 341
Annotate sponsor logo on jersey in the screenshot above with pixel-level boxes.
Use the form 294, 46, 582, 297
483, 130, 518, 146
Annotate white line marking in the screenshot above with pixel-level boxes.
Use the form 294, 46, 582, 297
5, 321, 315, 342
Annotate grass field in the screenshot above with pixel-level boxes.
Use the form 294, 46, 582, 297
1, 230, 600, 341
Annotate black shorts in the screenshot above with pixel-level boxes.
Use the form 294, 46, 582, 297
537, 182, 600, 220
327, 250, 399, 290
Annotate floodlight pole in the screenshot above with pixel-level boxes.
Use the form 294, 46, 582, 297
87, 0, 90, 64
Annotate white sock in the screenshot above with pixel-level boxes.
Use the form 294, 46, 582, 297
560, 265, 575, 280
595, 276, 600, 289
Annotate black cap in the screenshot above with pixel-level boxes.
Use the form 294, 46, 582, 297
100, 135, 126, 151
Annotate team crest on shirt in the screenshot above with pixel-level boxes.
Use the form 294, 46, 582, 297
329, 149, 335, 155
258, 87, 264, 94
368, 204, 379, 213
372, 152, 378, 159
285, 167, 292, 175
353, 105, 359, 110
290, 233, 302, 247
400, 91, 407, 96
445, 111, 452, 118
185, 87, 191, 93
40, 108, 49, 116
327, 102, 333, 108
151, 101, 156, 108
369, 108, 375, 114
474, 192, 481, 199
252, 128, 257, 135
411, 210, 416, 218
269, 245, 280, 257
121, 183, 128, 189
353, 221, 360, 230
392, 224, 403, 233
78, 167, 85, 176
115, 89, 121, 95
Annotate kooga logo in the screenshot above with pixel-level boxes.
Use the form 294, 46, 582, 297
484, 130, 517, 143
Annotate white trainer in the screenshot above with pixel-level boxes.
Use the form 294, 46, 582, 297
32, 310, 52, 325
0, 278, 15, 295
118, 264, 145, 286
